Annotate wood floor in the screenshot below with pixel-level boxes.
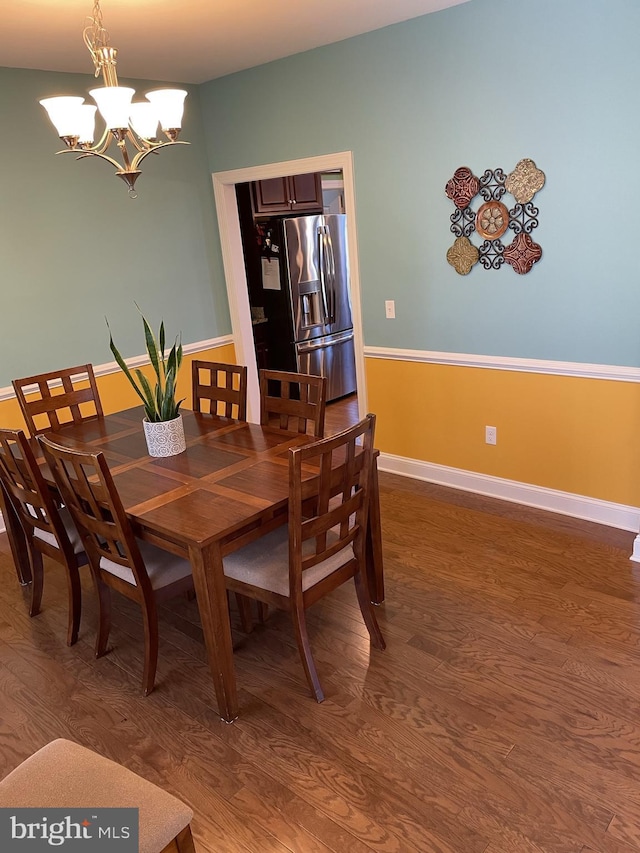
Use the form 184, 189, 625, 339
1, 394, 639, 852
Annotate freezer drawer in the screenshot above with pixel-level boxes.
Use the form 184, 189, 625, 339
296, 331, 356, 402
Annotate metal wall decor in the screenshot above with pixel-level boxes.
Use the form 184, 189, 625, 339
445, 158, 545, 276
446, 236, 479, 276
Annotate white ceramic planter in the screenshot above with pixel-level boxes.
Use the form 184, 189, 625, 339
143, 414, 186, 458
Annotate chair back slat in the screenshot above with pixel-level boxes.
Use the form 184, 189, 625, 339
259, 369, 327, 437
13, 364, 103, 437
38, 436, 153, 595
289, 414, 375, 582
192, 361, 247, 420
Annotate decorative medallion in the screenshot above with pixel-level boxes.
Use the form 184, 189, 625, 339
503, 233, 542, 275
505, 158, 546, 204
445, 167, 480, 210
476, 201, 509, 240
447, 236, 479, 276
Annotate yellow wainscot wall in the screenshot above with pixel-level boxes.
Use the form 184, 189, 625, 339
4, 345, 640, 521
365, 356, 640, 509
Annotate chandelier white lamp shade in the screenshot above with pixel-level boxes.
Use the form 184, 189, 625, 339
39, 0, 189, 198
145, 90, 188, 136
128, 102, 159, 141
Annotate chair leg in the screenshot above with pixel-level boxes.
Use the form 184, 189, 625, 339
256, 601, 269, 623
236, 593, 254, 633
174, 825, 196, 853
65, 564, 82, 647
0, 485, 31, 586
94, 577, 112, 659
140, 598, 159, 697
354, 570, 386, 651
29, 549, 44, 618
291, 602, 324, 702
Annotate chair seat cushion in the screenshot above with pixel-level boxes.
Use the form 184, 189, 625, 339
100, 539, 192, 590
0, 738, 192, 853
33, 506, 84, 554
223, 524, 354, 597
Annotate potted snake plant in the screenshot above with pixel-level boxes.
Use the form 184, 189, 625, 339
107, 309, 186, 457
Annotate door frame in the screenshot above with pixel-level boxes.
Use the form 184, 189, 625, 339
212, 151, 366, 422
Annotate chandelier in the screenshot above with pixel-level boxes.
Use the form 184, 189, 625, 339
39, 0, 188, 198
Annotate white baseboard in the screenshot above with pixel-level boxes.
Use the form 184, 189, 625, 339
378, 452, 640, 558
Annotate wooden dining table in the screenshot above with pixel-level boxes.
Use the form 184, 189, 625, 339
2, 407, 385, 722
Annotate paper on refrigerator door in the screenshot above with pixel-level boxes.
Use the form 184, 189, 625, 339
261, 257, 281, 290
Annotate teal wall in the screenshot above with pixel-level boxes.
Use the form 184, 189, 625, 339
2, 0, 639, 388
0, 67, 229, 387
198, 0, 640, 366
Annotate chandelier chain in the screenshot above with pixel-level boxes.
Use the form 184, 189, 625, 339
83, 0, 111, 77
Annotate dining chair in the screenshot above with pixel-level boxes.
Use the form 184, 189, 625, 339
0, 428, 86, 646
39, 435, 195, 696
0, 738, 196, 853
247, 368, 327, 630
13, 363, 103, 437
259, 369, 327, 437
192, 360, 248, 420
222, 413, 385, 701
191, 360, 252, 628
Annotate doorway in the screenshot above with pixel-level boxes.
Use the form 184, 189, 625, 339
212, 152, 366, 423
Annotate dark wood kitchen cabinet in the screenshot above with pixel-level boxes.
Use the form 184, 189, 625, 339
252, 173, 323, 215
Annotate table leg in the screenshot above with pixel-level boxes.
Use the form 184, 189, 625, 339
366, 458, 385, 604
188, 542, 238, 723
0, 481, 31, 586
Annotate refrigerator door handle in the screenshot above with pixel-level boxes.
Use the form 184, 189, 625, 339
324, 225, 337, 322
297, 331, 354, 353
317, 226, 331, 323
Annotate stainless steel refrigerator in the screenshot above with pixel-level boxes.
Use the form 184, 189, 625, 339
263, 214, 356, 401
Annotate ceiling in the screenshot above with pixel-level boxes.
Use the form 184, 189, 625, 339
1, 0, 470, 85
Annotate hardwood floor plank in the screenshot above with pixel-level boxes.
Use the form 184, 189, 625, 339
198, 696, 481, 853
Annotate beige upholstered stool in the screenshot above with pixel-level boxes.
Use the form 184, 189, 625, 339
0, 739, 195, 853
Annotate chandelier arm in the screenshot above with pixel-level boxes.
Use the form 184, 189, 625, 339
126, 133, 154, 154
84, 126, 112, 156
61, 127, 112, 156
130, 140, 190, 171
79, 151, 124, 170
128, 136, 145, 153
54, 147, 124, 171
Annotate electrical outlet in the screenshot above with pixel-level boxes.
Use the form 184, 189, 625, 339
385, 300, 396, 319
485, 426, 497, 445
